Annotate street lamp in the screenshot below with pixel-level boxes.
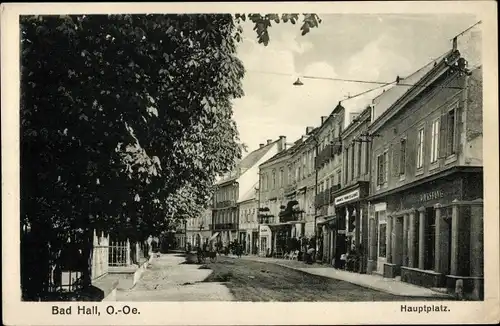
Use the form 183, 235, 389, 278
293, 78, 304, 86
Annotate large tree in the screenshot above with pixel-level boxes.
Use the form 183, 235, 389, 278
20, 13, 320, 298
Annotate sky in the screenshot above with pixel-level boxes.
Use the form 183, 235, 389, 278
231, 14, 480, 153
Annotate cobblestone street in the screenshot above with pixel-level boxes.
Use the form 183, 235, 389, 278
117, 253, 450, 302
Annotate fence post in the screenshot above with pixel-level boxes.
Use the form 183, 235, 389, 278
91, 229, 98, 280
126, 239, 131, 266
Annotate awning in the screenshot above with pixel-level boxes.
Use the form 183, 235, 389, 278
209, 232, 220, 241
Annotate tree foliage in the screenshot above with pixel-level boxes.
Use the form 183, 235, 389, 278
20, 13, 320, 243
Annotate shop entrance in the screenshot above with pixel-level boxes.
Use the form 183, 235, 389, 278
260, 237, 268, 256
424, 207, 436, 270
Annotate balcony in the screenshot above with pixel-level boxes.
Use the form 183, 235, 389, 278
279, 207, 305, 223
314, 144, 334, 169
315, 191, 326, 208
211, 223, 237, 230
258, 215, 276, 224
284, 182, 297, 195
215, 200, 236, 209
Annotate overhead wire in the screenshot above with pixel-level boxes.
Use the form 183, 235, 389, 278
246, 21, 482, 95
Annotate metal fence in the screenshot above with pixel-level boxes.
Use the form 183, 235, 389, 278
108, 240, 131, 267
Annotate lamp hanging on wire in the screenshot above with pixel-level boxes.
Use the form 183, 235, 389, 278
293, 78, 304, 86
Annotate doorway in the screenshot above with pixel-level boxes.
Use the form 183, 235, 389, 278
424, 207, 436, 270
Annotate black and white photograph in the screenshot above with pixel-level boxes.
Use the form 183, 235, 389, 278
2, 2, 499, 325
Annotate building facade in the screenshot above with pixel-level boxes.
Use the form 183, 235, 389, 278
238, 185, 259, 254
367, 45, 483, 299
186, 208, 213, 249
257, 139, 295, 257
212, 137, 287, 248
313, 104, 346, 266
328, 106, 371, 272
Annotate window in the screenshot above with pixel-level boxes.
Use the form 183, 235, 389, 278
417, 127, 424, 169
302, 155, 306, 177
400, 138, 407, 175
446, 108, 457, 156
345, 147, 349, 182
365, 141, 370, 174
350, 144, 355, 181
287, 166, 292, 183
337, 170, 341, 186
279, 169, 284, 187
357, 141, 362, 177
376, 152, 388, 185
431, 119, 440, 163
378, 223, 387, 258
272, 170, 276, 189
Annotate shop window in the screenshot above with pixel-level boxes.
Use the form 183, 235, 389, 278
378, 216, 387, 258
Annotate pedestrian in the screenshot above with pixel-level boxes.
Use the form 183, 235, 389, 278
340, 253, 347, 270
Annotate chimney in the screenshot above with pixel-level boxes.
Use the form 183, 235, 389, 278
266, 139, 273, 145
278, 135, 286, 152
306, 126, 314, 134
259, 143, 264, 148
452, 36, 458, 51
321, 116, 328, 124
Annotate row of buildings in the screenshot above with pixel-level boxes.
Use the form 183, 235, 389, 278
186, 36, 483, 299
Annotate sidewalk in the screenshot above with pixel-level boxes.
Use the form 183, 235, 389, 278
117, 253, 234, 301
241, 256, 452, 299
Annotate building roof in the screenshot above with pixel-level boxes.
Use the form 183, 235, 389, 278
260, 132, 313, 168
216, 140, 279, 185
371, 50, 452, 122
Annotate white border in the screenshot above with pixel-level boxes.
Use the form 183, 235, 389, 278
2, 2, 499, 325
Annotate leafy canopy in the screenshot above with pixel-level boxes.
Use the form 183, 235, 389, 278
20, 13, 320, 241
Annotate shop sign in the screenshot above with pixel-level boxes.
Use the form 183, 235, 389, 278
401, 179, 461, 208
334, 189, 360, 206
418, 190, 444, 202
259, 226, 270, 234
